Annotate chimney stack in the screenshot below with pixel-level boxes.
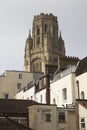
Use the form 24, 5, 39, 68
46, 74, 50, 105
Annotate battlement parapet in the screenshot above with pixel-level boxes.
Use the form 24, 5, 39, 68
34, 13, 57, 22
59, 56, 79, 61
58, 55, 80, 70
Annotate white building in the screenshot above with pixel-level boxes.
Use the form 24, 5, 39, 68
14, 57, 87, 130
15, 65, 77, 108
76, 72, 87, 100
50, 65, 76, 107
15, 57, 87, 106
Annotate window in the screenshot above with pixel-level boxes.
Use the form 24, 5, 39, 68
40, 95, 43, 103
62, 88, 67, 100
31, 96, 33, 100
53, 98, 56, 104
81, 118, 85, 128
17, 83, 21, 90
4, 93, 9, 99
37, 27, 40, 35
81, 91, 85, 99
44, 24, 47, 33
53, 27, 55, 35
46, 112, 51, 122
18, 74, 22, 79
59, 112, 65, 123
37, 37, 40, 45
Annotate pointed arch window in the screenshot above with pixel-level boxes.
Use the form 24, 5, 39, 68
37, 27, 40, 35
36, 63, 39, 72
44, 24, 48, 34
37, 37, 40, 45
81, 91, 85, 99
33, 64, 35, 72
39, 62, 42, 72
53, 98, 56, 104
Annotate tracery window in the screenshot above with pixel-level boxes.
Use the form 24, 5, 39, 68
44, 24, 47, 33
37, 27, 40, 35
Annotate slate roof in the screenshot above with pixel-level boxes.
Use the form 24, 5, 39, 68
0, 99, 39, 117
0, 117, 29, 130
76, 57, 87, 76
76, 99, 87, 109
0, 99, 40, 130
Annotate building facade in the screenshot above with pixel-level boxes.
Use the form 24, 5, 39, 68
28, 104, 77, 130
76, 99, 87, 130
15, 65, 77, 107
0, 70, 43, 99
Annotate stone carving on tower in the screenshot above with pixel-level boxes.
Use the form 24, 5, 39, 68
24, 13, 66, 74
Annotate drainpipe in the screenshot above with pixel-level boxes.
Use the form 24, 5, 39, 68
76, 80, 80, 99
76, 80, 80, 130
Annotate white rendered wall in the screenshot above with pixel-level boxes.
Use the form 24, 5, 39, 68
35, 89, 46, 103
76, 72, 87, 99
23, 87, 35, 100
50, 73, 76, 107
15, 72, 76, 107
14, 90, 24, 99
15, 86, 35, 100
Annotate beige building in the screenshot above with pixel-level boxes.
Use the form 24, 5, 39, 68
24, 13, 66, 74
28, 104, 77, 130
28, 104, 58, 130
76, 99, 87, 130
0, 70, 43, 99
58, 107, 76, 130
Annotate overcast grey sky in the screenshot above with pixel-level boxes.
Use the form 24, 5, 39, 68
0, 0, 87, 74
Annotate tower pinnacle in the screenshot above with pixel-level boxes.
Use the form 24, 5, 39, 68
29, 29, 31, 38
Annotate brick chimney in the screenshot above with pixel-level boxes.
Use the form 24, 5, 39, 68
46, 74, 50, 105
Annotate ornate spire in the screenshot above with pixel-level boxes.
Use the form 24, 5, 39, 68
29, 29, 31, 38
59, 31, 62, 40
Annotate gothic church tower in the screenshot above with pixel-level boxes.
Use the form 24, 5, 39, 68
24, 13, 65, 74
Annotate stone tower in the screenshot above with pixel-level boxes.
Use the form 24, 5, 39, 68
24, 13, 66, 74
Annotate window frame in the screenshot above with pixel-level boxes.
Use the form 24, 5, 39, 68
45, 112, 51, 122
81, 117, 85, 129
17, 83, 21, 90
4, 93, 9, 99
62, 88, 67, 101
59, 112, 65, 123
40, 94, 43, 103
18, 74, 22, 79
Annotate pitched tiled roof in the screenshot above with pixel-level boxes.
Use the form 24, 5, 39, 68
0, 99, 39, 116
76, 57, 87, 76
76, 99, 87, 109
0, 117, 29, 130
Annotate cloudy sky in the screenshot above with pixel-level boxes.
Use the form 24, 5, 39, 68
0, 0, 87, 74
